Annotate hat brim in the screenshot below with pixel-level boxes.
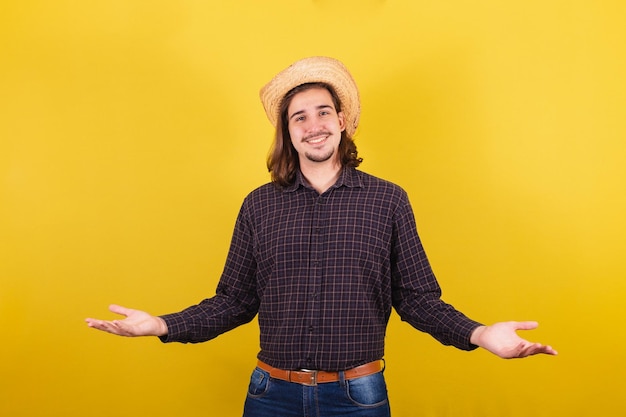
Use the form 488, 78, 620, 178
259, 56, 360, 137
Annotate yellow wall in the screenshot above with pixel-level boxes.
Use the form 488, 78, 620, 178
1, 1, 624, 416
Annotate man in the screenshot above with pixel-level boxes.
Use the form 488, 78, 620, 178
86, 56, 556, 417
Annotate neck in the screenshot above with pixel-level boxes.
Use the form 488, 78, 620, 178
299, 160, 342, 194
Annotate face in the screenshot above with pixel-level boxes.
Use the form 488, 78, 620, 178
286, 87, 345, 167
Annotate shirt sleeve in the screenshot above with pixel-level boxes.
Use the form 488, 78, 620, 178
390, 194, 482, 351
159, 200, 260, 344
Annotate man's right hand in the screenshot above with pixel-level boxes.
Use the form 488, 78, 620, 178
85, 304, 168, 337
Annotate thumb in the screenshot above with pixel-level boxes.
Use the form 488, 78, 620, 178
514, 321, 539, 331
108, 304, 133, 317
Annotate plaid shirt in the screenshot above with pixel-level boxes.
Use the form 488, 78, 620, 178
160, 167, 481, 371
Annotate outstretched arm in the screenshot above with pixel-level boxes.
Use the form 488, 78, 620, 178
85, 304, 168, 337
470, 321, 557, 359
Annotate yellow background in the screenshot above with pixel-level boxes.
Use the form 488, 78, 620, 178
1, 1, 625, 416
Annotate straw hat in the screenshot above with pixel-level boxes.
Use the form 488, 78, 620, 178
260, 56, 360, 137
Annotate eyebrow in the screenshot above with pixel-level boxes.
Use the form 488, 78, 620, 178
289, 104, 334, 121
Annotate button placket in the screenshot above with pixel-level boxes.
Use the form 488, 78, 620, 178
304, 194, 327, 358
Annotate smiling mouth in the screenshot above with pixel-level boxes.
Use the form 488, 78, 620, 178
303, 131, 331, 145
306, 136, 327, 145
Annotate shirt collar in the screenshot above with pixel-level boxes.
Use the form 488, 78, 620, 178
283, 166, 363, 193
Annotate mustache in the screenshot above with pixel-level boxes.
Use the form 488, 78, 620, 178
302, 131, 332, 141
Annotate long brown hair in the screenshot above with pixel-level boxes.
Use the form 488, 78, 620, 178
266, 82, 363, 187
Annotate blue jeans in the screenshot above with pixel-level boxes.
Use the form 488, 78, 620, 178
242, 366, 391, 417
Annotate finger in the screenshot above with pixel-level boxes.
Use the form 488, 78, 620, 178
86, 319, 122, 335
85, 318, 109, 328
533, 344, 558, 356
519, 343, 557, 358
518, 342, 542, 357
112, 319, 137, 336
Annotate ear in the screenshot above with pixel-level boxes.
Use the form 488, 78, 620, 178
337, 111, 346, 132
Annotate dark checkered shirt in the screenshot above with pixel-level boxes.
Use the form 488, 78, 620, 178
160, 167, 482, 371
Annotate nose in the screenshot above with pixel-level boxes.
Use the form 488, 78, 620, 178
304, 115, 322, 133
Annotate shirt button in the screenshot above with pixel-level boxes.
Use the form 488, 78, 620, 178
308, 326, 314, 333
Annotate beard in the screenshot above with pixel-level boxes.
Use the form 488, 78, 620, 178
305, 148, 335, 163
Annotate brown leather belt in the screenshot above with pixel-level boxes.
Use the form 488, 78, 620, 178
257, 359, 383, 386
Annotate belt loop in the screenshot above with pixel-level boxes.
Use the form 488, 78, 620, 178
339, 370, 346, 387
381, 358, 386, 373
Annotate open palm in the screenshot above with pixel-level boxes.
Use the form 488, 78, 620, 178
85, 304, 167, 337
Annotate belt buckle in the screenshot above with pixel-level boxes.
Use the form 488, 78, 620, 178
300, 370, 318, 386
